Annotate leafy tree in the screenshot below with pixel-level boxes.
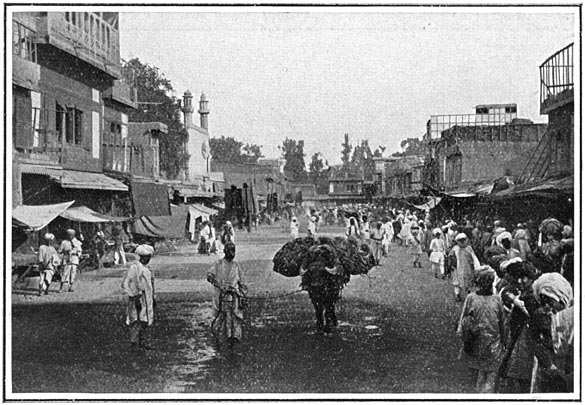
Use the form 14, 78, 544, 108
121, 58, 189, 179
210, 136, 263, 164
392, 137, 426, 157
280, 138, 307, 182
341, 133, 352, 172
309, 153, 329, 194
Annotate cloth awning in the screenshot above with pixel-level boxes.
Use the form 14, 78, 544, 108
191, 203, 218, 216
61, 170, 128, 191
131, 180, 170, 217
12, 201, 75, 231
446, 192, 476, 198
412, 197, 442, 211
211, 201, 225, 210
189, 205, 210, 222
133, 204, 188, 239
60, 206, 132, 223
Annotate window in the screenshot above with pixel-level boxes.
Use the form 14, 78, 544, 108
84, 13, 90, 34
109, 121, 121, 145
505, 106, 517, 114
56, 102, 65, 141
476, 107, 489, 114
64, 107, 83, 145
74, 109, 83, 145
13, 21, 37, 62
65, 12, 70, 22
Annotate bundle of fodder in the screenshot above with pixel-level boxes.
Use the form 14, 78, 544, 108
272, 237, 318, 277
328, 236, 376, 275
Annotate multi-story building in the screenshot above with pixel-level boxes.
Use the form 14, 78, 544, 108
12, 12, 134, 215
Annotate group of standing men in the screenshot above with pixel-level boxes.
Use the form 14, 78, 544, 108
37, 229, 82, 295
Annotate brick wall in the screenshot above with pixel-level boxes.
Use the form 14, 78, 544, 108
427, 123, 547, 191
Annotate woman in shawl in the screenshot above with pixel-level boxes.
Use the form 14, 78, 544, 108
121, 244, 155, 350
346, 216, 361, 239
207, 242, 247, 349
496, 231, 521, 260
449, 233, 480, 302
529, 272, 573, 393
456, 266, 506, 393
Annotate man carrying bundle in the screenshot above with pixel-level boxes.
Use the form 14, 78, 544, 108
300, 245, 349, 334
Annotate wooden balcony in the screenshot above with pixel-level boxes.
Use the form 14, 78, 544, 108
13, 55, 40, 91
35, 12, 121, 79
103, 80, 138, 109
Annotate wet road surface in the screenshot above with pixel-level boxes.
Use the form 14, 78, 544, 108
10, 225, 475, 394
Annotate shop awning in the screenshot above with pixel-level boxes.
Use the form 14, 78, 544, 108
191, 203, 218, 216
412, 197, 442, 211
211, 201, 225, 210
131, 180, 170, 217
20, 165, 128, 191
61, 170, 128, 191
12, 201, 75, 231
60, 206, 132, 223
19, 164, 62, 178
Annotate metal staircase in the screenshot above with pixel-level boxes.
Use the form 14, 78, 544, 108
518, 129, 551, 184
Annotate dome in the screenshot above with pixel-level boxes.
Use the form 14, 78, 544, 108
184, 90, 192, 97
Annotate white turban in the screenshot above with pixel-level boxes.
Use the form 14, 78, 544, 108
135, 244, 154, 256
44, 233, 55, 241
455, 233, 468, 242
496, 231, 513, 247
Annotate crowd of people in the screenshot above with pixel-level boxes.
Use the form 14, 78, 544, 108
283, 202, 574, 394
38, 200, 572, 393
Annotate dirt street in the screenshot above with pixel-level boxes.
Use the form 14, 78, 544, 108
10, 224, 475, 394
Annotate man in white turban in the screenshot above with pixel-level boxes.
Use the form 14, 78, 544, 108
58, 229, 82, 292
121, 244, 155, 350
38, 233, 59, 296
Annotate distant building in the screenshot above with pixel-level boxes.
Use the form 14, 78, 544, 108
385, 155, 425, 198
166, 91, 220, 202
211, 161, 286, 211
518, 43, 574, 184
328, 168, 365, 202
423, 101, 547, 193
426, 103, 518, 141
373, 156, 398, 195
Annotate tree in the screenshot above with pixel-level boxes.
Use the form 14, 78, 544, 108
392, 137, 426, 157
210, 136, 263, 164
121, 58, 189, 179
280, 138, 307, 182
309, 153, 329, 194
341, 133, 352, 172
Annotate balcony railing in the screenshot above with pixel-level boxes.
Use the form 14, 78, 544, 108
540, 43, 573, 114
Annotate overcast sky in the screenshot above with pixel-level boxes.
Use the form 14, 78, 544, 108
120, 8, 575, 165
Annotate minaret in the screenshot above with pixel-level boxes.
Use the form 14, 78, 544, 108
198, 92, 209, 130
181, 90, 194, 127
